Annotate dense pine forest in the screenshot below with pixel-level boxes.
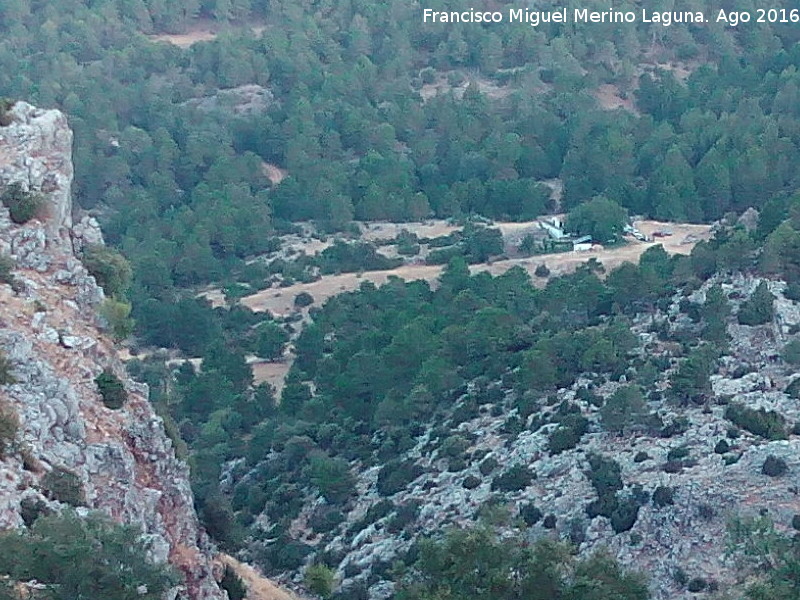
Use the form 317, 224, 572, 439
5, 0, 800, 598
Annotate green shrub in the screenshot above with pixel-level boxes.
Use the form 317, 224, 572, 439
600, 385, 648, 433
587, 454, 623, 498
308, 453, 355, 504
98, 298, 134, 341
783, 340, 800, 365
295, 291, 314, 308
462, 475, 480, 489
1, 183, 44, 224
397, 241, 420, 256
254, 322, 289, 360
725, 403, 786, 440
0, 351, 15, 386
792, 514, 800, 531
19, 497, 51, 528
0, 254, 14, 285
81, 245, 132, 297
0, 98, 14, 127
377, 459, 423, 496
95, 369, 127, 409
490, 464, 534, 492
220, 565, 247, 600
305, 564, 334, 598
610, 498, 640, 533
667, 446, 690, 462
687, 578, 707, 593
762, 455, 788, 477
534, 264, 550, 277
41, 466, 85, 507
387, 501, 421, 533
652, 486, 675, 508
520, 503, 543, 526
714, 439, 730, 454
348, 500, 394, 534
549, 414, 589, 454
309, 506, 345, 534
0, 510, 177, 600
787, 378, 800, 399
0, 402, 18, 458
737, 281, 775, 326
317, 240, 402, 274
478, 456, 498, 475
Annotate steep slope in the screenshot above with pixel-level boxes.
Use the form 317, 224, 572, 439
228, 262, 800, 599
0, 102, 226, 600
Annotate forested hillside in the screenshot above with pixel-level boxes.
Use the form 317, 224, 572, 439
1, 0, 800, 294
6, 0, 800, 598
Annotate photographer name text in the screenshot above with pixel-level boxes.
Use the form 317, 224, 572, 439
422, 7, 800, 27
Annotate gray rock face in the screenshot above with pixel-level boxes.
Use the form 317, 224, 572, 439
0, 102, 73, 241
71, 215, 105, 254
0, 103, 226, 600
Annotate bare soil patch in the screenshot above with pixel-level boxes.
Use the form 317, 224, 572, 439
147, 19, 266, 48
593, 84, 638, 113
262, 162, 288, 185
360, 220, 460, 242
148, 20, 221, 47
420, 73, 513, 101
249, 357, 292, 395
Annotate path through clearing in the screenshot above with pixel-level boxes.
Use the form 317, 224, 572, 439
241, 220, 712, 316
220, 554, 300, 600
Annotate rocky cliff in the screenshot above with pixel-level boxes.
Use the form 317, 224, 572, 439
0, 102, 226, 600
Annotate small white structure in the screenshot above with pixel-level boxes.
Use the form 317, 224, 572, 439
539, 217, 568, 240
574, 243, 593, 252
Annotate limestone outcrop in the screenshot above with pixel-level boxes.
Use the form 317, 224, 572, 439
0, 102, 227, 600
0, 102, 73, 240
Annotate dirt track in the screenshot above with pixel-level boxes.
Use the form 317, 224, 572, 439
241, 220, 712, 316
220, 554, 299, 600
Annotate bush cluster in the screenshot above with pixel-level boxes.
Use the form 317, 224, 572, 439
0, 510, 177, 600
584, 454, 641, 533
737, 281, 775, 326
376, 459, 423, 496
725, 403, 786, 440
490, 464, 534, 492
0, 98, 14, 127
81, 245, 132, 298
0, 401, 18, 459
762, 455, 788, 477
95, 370, 127, 409
1, 183, 44, 224
548, 414, 589, 454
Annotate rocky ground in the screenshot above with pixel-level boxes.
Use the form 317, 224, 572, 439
234, 273, 800, 600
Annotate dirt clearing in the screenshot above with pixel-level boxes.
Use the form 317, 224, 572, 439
593, 84, 637, 113
147, 19, 266, 48
360, 221, 461, 241
250, 358, 292, 395
241, 220, 712, 316
262, 162, 288, 185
